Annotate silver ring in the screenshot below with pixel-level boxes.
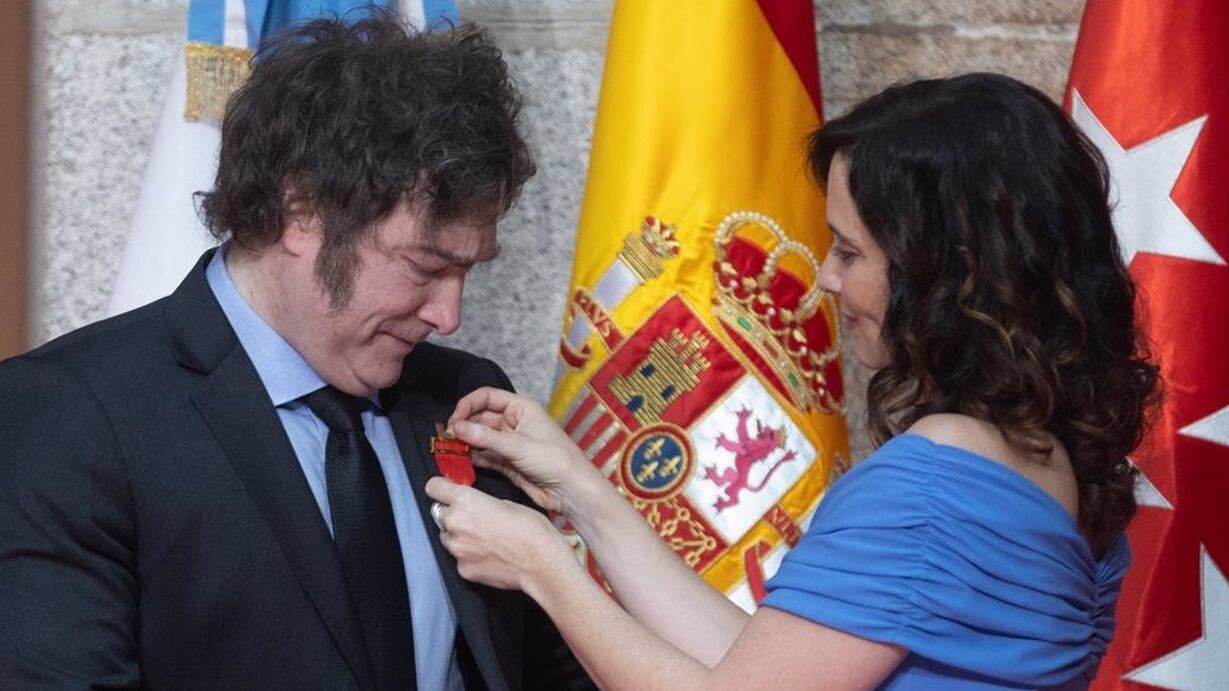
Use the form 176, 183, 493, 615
430, 501, 445, 531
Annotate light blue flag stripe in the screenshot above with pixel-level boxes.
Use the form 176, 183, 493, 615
190, 0, 439, 51
250, 0, 398, 50
422, 0, 458, 28
187, 0, 225, 44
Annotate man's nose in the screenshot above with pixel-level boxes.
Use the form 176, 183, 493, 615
420, 277, 465, 335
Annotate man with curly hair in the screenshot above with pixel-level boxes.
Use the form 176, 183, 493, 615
0, 13, 592, 691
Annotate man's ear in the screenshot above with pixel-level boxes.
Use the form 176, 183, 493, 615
280, 182, 321, 257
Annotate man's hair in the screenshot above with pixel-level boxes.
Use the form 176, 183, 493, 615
198, 11, 535, 303
810, 73, 1159, 556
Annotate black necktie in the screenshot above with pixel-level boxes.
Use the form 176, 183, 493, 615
303, 386, 416, 691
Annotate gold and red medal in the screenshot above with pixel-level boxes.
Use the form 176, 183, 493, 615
431, 424, 475, 485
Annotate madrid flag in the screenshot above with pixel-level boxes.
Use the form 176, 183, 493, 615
548, 0, 849, 612
1066, 2, 1229, 688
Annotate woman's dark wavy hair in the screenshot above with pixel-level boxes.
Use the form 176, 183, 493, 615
198, 10, 535, 305
812, 73, 1159, 555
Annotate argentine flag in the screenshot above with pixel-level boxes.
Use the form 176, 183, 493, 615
108, 0, 458, 315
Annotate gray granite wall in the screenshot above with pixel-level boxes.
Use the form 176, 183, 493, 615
30, 0, 1087, 459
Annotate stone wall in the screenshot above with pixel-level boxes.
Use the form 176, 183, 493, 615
30, 0, 1086, 459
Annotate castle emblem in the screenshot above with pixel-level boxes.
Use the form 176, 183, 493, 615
609, 329, 710, 427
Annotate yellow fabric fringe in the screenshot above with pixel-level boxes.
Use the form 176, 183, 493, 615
184, 42, 253, 123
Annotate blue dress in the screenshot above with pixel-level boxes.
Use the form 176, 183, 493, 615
762, 434, 1129, 690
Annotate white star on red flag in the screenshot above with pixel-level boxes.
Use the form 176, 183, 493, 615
1180, 405, 1229, 449
1132, 461, 1174, 510
1123, 547, 1229, 689
1070, 91, 1223, 268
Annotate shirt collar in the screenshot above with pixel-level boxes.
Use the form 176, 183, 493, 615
205, 246, 326, 407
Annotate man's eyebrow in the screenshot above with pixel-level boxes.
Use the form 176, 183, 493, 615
417, 243, 502, 268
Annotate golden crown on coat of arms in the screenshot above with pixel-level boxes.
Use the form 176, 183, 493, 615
712, 210, 843, 414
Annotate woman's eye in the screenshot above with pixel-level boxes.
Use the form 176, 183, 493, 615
833, 247, 857, 264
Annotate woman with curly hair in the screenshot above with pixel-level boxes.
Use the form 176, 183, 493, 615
425, 73, 1160, 689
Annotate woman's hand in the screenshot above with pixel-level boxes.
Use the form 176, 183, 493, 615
425, 477, 579, 595
448, 387, 604, 515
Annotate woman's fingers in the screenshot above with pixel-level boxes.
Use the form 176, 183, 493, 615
470, 448, 508, 471
425, 476, 466, 505
449, 387, 523, 427
465, 410, 507, 431
437, 527, 456, 552
450, 419, 527, 460
426, 478, 499, 534
468, 450, 523, 486
427, 489, 567, 591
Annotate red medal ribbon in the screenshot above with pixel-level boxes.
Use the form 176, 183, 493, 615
431, 432, 475, 486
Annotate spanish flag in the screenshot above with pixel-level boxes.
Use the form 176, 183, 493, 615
548, 0, 849, 611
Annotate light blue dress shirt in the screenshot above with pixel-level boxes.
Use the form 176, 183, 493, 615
207, 248, 464, 691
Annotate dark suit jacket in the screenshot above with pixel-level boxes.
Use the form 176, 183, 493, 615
0, 252, 593, 691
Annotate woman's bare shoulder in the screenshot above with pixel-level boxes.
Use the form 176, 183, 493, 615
906, 414, 1009, 456
905, 414, 1078, 519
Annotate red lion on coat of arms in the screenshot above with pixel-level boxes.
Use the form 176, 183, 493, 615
703, 408, 797, 512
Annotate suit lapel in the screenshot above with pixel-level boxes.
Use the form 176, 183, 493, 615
385, 398, 510, 691
171, 252, 377, 691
